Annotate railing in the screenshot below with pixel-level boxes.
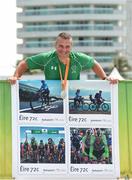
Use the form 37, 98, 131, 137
17, 7, 123, 17
22, 40, 114, 48
95, 56, 113, 63
18, 24, 114, 32
24, 7, 114, 15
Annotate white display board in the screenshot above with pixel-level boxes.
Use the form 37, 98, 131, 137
12, 80, 120, 179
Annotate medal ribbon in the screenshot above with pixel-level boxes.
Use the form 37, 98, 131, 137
58, 59, 70, 91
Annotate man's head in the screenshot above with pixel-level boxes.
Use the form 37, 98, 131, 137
40, 140, 43, 143
41, 80, 45, 84
86, 129, 91, 136
97, 129, 101, 137
72, 129, 78, 136
48, 138, 53, 144
55, 32, 73, 59
31, 137, 35, 142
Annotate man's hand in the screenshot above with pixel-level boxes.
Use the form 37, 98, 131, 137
8, 60, 28, 85
92, 61, 118, 84
8, 76, 20, 85
105, 76, 118, 84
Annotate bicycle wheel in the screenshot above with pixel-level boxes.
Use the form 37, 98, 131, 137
82, 103, 89, 111
101, 103, 109, 112
69, 102, 75, 110
30, 93, 44, 111
75, 101, 82, 111
89, 103, 97, 111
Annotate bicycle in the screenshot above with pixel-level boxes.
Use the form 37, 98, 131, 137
89, 99, 109, 112
30, 90, 50, 111
71, 146, 81, 164
69, 97, 89, 111
30, 92, 63, 113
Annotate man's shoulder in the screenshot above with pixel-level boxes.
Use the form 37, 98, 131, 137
39, 50, 56, 58
71, 51, 86, 58
82, 136, 86, 142
70, 51, 93, 61
26, 50, 56, 61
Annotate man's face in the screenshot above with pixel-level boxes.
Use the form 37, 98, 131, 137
55, 37, 72, 58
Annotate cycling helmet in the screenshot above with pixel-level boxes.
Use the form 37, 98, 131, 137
72, 129, 78, 135
105, 129, 111, 135
86, 129, 91, 136
97, 129, 101, 137
60, 138, 64, 143
41, 80, 45, 83
24, 140, 28, 144
31, 137, 35, 141
48, 138, 53, 144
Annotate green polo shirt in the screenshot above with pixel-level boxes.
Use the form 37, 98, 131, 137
26, 50, 94, 80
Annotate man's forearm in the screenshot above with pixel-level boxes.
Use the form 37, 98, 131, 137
92, 60, 107, 80
13, 60, 28, 78
8, 60, 28, 84
92, 60, 118, 84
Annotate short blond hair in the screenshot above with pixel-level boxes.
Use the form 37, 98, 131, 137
57, 32, 72, 39
56, 32, 73, 43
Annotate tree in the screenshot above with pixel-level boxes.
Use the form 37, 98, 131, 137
113, 55, 130, 72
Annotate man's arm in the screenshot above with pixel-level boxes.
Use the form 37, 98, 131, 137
8, 60, 28, 84
92, 60, 107, 80
92, 60, 118, 84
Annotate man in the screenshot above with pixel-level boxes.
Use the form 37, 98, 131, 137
82, 129, 92, 163
39, 80, 50, 105
70, 129, 81, 163
89, 129, 109, 163
74, 89, 83, 107
94, 90, 104, 104
38, 140, 45, 162
9, 32, 117, 84
30, 137, 38, 163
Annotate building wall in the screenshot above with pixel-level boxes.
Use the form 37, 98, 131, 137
126, 0, 132, 66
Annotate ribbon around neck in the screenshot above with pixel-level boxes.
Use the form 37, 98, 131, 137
58, 59, 70, 91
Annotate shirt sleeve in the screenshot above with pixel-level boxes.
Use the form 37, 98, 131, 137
76, 52, 95, 71
25, 52, 49, 70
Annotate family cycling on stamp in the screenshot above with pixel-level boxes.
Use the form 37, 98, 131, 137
69, 89, 110, 113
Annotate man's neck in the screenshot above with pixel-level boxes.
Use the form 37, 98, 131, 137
59, 57, 70, 65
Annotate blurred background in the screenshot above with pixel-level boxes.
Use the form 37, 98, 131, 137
16, 0, 132, 79
0, 0, 132, 79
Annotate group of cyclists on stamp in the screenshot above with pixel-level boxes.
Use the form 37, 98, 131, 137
20, 136, 65, 163
71, 128, 112, 164
20, 128, 112, 164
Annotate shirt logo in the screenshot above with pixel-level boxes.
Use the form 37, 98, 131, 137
71, 65, 77, 73
51, 66, 57, 70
